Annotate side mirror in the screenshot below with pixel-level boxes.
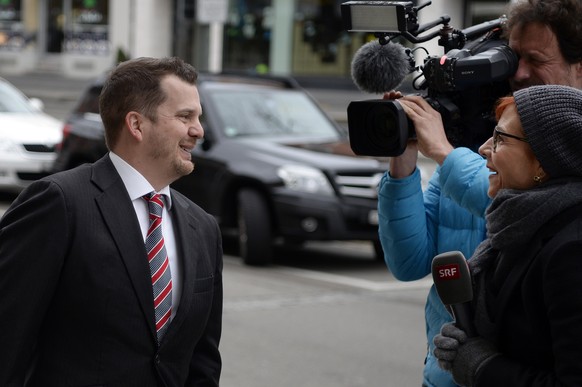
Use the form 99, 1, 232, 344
29, 97, 45, 111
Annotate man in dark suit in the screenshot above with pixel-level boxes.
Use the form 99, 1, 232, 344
0, 57, 223, 386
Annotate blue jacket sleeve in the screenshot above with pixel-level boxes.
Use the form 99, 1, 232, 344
377, 148, 490, 281
439, 147, 491, 218
377, 167, 439, 281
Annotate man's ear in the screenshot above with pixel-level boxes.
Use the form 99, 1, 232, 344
124, 111, 144, 141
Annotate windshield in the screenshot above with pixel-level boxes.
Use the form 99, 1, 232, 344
0, 81, 37, 113
206, 87, 340, 139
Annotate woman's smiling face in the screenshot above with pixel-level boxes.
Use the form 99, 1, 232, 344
479, 104, 544, 198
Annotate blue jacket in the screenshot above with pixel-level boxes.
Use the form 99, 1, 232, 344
378, 148, 490, 387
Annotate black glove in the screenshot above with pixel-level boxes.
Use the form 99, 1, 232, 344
433, 322, 499, 386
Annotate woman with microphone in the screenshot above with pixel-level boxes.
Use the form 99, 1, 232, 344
432, 84, 582, 386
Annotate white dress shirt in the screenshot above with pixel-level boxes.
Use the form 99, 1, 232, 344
109, 152, 182, 319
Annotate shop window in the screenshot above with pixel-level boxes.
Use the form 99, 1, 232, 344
292, 0, 354, 76
64, 0, 109, 55
298, 0, 344, 63
0, 0, 26, 51
223, 0, 272, 72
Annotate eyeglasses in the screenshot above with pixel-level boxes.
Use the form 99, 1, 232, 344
493, 127, 528, 152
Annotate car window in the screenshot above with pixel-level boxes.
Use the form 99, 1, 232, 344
0, 82, 38, 113
206, 88, 340, 139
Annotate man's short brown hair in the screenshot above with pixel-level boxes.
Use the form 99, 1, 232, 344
99, 57, 198, 149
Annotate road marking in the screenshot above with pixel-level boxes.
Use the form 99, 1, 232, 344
224, 292, 361, 312
224, 256, 433, 292
277, 266, 433, 292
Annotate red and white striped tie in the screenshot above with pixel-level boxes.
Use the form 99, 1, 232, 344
144, 192, 172, 342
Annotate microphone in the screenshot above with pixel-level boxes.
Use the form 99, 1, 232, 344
350, 40, 413, 94
431, 251, 477, 337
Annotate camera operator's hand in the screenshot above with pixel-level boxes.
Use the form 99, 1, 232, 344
397, 96, 454, 165
383, 92, 418, 179
390, 140, 419, 178
384, 90, 403, 100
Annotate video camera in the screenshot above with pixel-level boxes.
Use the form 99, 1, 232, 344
341, 1, 518, 156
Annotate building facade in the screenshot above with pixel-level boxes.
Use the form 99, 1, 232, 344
0, 0, 510, 79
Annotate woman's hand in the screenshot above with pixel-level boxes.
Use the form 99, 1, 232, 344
383, 91, 418, 178
397, 95, 454, 165
433, 322, 499, 387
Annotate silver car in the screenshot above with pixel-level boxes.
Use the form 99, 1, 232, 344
0, 78, 62, 192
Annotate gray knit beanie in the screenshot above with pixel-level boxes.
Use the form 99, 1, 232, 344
514, 85, 582, 178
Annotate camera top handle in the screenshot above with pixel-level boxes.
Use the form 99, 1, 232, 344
381, 16, 507, 52
372, 0, 506, 54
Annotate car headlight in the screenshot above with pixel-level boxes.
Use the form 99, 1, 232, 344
277, 165, 334, 196
0, 138, 21, 154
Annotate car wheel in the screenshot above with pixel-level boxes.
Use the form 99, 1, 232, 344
237, 189, 273, 266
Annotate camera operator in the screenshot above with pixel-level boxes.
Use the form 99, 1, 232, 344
377, 1, 582, 386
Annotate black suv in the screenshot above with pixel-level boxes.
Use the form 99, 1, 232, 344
52, 73, 388, 265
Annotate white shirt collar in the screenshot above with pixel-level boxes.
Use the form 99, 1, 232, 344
109, 151, 172, 209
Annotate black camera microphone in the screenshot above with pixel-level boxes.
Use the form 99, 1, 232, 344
351, 40, 413, 94
431, 251, 477, 337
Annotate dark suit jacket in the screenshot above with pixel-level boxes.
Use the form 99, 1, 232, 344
0, 155, 223, 387
473, 204, 582, 386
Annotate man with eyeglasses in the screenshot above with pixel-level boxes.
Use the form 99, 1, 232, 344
376, 1, 582, 386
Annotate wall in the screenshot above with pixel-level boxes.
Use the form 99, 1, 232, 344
110, 0, 172, 61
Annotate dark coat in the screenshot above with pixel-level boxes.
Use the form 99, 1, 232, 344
474, 204, 582, 386
0, 155, 223, 386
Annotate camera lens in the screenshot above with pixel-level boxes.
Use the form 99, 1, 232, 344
364, 103, 404, 149
347, 100, 410, 156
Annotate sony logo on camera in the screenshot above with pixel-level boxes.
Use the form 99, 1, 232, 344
341, 1, 517, 157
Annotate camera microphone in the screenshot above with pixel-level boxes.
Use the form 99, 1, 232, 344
351, 40, 413, 94
431, 251, 477, 337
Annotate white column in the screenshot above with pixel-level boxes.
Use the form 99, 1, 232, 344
269, 0, 294, 75
132, 0, 172, 58
208, 22, 224, 73
109, 0, 132, 58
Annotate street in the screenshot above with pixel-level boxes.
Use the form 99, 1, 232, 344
0, 191, 432, 386
220, 245, 430, 387
1, 72, 434, 387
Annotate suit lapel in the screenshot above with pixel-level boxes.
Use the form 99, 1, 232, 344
163, 192, 200, 339
92, 156, 157, 342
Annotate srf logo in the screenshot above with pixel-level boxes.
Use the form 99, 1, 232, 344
436, 264, 460, 280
